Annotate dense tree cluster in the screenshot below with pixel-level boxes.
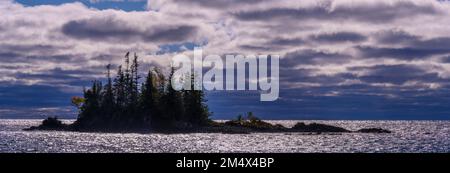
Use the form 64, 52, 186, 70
72, 52, 210, 130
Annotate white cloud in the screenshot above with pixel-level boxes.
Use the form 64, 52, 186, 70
2, 0, 450, 94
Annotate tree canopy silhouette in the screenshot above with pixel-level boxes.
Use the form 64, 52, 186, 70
72, 52, 211, 131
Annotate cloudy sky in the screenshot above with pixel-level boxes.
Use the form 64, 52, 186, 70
1, 0, 450, 119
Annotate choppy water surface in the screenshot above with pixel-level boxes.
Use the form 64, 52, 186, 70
0, 120, 449, 153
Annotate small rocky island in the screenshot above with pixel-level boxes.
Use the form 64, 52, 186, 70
25, 53, 390, 134
25, 114, 391, 134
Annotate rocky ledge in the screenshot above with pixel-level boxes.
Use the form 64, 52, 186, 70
24, 117, 391, 134
23, 117, 69, 131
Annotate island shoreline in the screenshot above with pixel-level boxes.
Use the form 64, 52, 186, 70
24, 117, 392, 134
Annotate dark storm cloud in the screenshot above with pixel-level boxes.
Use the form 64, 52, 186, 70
413, 37, 450, 50
61, 18, 137, 41
375, 30, 421, 44
348, 64, 443, 85
268, 37, 305, 46
0, 44, 78, 65
234, 1, 440, 23
281, 49, 352, 66
368, 31, 450, 59
0, 44, 67, 54
356, 46, 450, 60
0, 52, 82, 63
238, 45, 276, 51
0, 67, 104, 93
143, 25, 197, 42
61, 17, 197, 43
0, 52, 21, 60
279, 68, 314, 81
14, 68, 102, 84
91, 54, 115, 61
279, 63, 447, 92
0, 64, 33, 70
441, 56, 450, 63
309, 32, 367, 43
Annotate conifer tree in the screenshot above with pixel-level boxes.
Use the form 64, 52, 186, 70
124, 52, 132, 108
132, 53, 140, 93
161, 67, 185, 124
183, 73, 210, 126
101, 64, 114, 121
78, 81, 102, 127
114, 65, 126, 116
140, 69, 157, 125
129, 53, 139, 104
73, 52, 212, 130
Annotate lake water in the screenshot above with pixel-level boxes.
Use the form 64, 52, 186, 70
0, 119, 449, 153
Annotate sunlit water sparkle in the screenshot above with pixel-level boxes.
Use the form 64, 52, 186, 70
0, 120, 448, 153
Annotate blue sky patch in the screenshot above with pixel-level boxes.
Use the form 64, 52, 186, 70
157, 42, 205, 55
15, 0, 148, 11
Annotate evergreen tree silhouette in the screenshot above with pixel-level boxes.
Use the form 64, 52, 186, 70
101, 64, 114, 122
77, 81, 102, 128
113, 65, 126, 121
160, 67, 185, 125
183, 73, 210, 126
140, 68, 157, 126
71, 52, 212, 130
